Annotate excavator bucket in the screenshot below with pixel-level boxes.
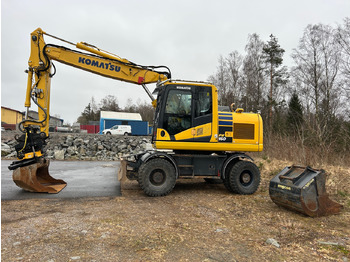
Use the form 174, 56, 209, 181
12, 159, 67, 193
269, 165, 342, 217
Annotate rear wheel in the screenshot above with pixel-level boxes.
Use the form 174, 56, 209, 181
124, 132, 129, 136
227, 161, 260, 194
137, 158, 176, 197
106, 132, 111, 135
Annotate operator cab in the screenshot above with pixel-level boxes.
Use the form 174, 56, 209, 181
152, 80, 214, 143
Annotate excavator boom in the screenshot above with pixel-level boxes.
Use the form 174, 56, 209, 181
9, 28, 170, 193
23, 28, 169, 136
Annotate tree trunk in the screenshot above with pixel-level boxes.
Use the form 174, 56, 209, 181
269, 64, 273, 128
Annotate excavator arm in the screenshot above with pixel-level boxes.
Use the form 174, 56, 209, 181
22, 28, 170, 136
8, 28, 170, 193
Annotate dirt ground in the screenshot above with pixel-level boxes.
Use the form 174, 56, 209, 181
1, 157, 349, 262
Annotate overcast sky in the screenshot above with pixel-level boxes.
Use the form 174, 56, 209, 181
1, 0, 350, 124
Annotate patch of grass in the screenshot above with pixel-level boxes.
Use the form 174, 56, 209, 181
337, 190, 350, 197
319, 244, 349, 256
270, 169, 281, 177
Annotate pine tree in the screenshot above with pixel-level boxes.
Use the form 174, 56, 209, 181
262, 34, 288, 129
287, 92, 303, 134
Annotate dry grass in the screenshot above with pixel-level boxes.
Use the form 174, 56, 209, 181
2, 158, 350, 261
2, 132, 350, 261
254, 133, 350, 168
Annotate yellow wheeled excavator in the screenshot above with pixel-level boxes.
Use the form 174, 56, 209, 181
9, 28, 264, 197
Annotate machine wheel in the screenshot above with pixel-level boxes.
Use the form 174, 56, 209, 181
223, 175, 234, 193
227, 161, 260, 195
124, 132, 129, 136
106, 132, 111, 135
223, 160, 237, 193
137, 158, 176, 197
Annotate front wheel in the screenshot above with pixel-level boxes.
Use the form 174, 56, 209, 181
137, 158, 176, 197
227, 161, 260, 195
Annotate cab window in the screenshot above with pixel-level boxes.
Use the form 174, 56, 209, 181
165, 90, 192, 115
164, 89, 192, 135
195, 87, 212, 117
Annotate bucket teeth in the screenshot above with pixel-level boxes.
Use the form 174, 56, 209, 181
12, 158, 66, 194
269, 165, 343, 217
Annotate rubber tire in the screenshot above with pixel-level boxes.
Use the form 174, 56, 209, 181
227, 161, 260, 194
223, 161, 238, 193
137, 158, 176, 197
223, 175, 234, 193
106, 132, 111, 135
124, 132, 129, 136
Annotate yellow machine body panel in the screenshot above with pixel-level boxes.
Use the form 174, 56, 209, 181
154, 112, 263, 152
153, 81, 263, 152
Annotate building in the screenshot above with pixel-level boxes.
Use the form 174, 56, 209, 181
27, 110, 64, 128
1, 107, 64, 130
1, 106, 24, 130
80, 121, 100, 134
100, 111, 149, 135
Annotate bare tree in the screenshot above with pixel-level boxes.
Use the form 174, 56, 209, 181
291, 24, 343, 144
226, 51, 243, 106
123, 98, 137, 113
291, 24, 324, 120
208, 55, 230, 106
135, 100, 155, 123
242, 33, 265, 112
337, 18, 350, 86
336, 17, 350, 118
99, 95, 120, 112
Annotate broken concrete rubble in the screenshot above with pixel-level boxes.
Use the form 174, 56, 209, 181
2, 133, 152, 161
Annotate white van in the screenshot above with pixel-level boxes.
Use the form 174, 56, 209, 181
102, 125, 131, 136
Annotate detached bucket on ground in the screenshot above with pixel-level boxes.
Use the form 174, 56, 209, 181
12, 158, 67, 193
269, 165, 342, 217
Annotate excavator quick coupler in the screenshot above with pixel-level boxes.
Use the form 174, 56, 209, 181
269, 165, 342, 217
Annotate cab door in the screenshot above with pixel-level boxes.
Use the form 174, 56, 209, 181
156, 84, 213, 142
192, 86, 212, 142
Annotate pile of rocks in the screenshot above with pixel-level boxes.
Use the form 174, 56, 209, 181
1, 132, 153, 161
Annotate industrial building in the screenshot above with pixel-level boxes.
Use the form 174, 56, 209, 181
1, 106, 23, 130
99, 111, 150, 135
1, 106, 63, 130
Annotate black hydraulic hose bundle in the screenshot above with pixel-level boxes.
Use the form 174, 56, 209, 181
44, 44, 172, 79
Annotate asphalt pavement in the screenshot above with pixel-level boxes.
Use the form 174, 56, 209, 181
1, 160, 121, 200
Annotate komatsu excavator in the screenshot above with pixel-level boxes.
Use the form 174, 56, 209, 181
9, 28, 264, 196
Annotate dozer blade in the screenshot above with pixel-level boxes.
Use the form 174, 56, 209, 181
12, 158, 67, 193
118, 160, 127, 182
269, 165, 342, 217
